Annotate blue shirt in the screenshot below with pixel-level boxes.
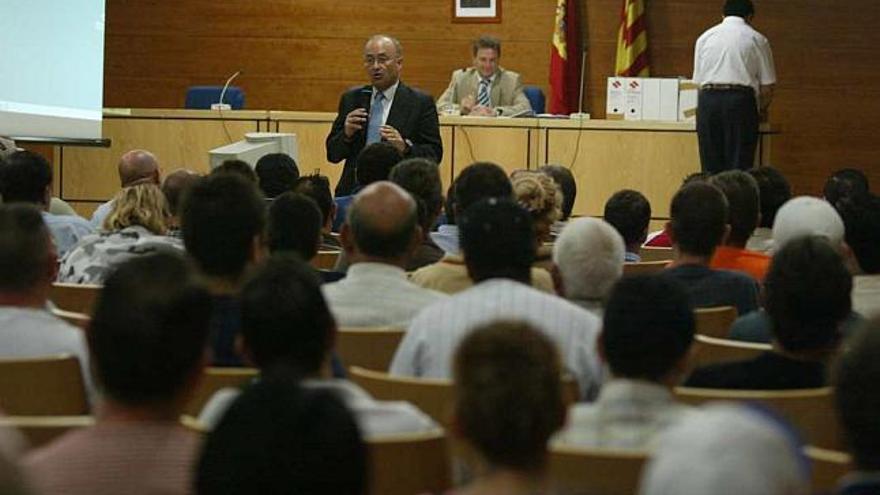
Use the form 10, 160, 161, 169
41, 211, 94, 258
89, 200, 115, 229
430, 225, 460, 255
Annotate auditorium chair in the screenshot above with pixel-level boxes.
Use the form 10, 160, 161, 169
183, 367, 258, 416
622, 260, 669, 277
0, 415, 94, 450
523, 86, 545, 114
368, 431, 451, 495
0, 355, 88, 415
805, 446, 852, 493
51, 308, 90, 331
673, 387, 843, 450
311, 250, 341, 270
638, 246, 673, 262
336, 327, 404, 371
689, 334, 771, 370
49, 282, 101, 315
693, 305, 738, 338
547, 445, 648, 495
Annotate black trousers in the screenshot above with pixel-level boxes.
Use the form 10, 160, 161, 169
696, 88, 759, 174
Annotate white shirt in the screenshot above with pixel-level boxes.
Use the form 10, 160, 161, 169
322, 262, 446, 328
854, 275, 880, 319
198, 378, 439, 438
693, 16, 776, 96
745, 227, 774, 254
89, 200, 115, 229
553, 379, 691, 450
0, 306, 95, 401
372, 81, 399, 126
390, 278, 603, 400
430, 225, 460, 255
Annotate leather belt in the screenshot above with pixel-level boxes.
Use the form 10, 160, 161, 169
701, 83, 752, 91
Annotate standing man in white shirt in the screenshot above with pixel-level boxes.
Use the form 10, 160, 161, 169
692, 0, 776, 174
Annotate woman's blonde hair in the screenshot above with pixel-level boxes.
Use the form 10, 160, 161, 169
103, 183, 170, 234
511, 171, 563, 226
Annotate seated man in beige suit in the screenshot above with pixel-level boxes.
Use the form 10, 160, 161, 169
436, 36, 532, 117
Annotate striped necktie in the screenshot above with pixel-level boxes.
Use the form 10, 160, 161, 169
477, 78, 491, 107
366, 91, 385, 144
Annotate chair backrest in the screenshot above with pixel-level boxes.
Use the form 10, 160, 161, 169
0, 355, 88, 415
622, 260, 669, 277
548, 445, 648, 495
638, 246, 673, 262
183, 367, 259, 416
50, 308, 90, 331
49, 282, 101, 315
311, 250, 340, 270
184, 85, 245, 110
690, 335, 771, 370
0, 415, 95, 450
336, 327, 404, 372
349, 367, 454, 427
523, 86, 545, 114
367, 431, 451, 495
693, 306, 738, 338
673, 387, 843, 449
805, 446, 853, 493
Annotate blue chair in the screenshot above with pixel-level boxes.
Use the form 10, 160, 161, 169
185, 86, 245, 110
523, 86, 545, 114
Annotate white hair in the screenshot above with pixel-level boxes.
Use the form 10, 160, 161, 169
552, 218, 625, 301
772, 196, 845, 251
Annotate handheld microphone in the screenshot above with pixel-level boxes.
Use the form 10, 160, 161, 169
212, 70, 243, 110
359, 87, 373, 111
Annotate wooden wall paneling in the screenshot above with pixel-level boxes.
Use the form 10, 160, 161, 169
452, 125, 532, 179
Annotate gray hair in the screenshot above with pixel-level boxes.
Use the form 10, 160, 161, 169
553, 218, 625, 301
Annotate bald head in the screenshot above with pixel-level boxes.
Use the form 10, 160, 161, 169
118, 149, 159, 187
344, 181, 418, 263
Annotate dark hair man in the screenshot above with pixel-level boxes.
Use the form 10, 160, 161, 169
436, 35, 532, 118
538, 164, 577, 222
268, 191, 344, 284
323, 182, 444, 328
24, 252, 213, 495
161, 168, 201, 237
180, 173, 267, 366
708, 170, 771, 281
331, 142, 403, 232
687, 236, 851, 389
391, 197, 603, 400
326, 34, 442, 196
824, 168, 870, 209
0, 150, 93, 256
211, 159, 257, 183
661, 182, 759, 316
389, 157, 445, 270
745, 166, 791, 253
555, 275, 695, 449
693, 0, 776, 173
292, 174, 341, 251
837, 194, 880, 319
255, 153, 299, 199
604, 189, 651, 262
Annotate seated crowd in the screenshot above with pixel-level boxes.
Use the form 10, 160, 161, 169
0, 142, 878, 495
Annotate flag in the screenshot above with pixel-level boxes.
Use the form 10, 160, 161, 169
549, 0, 582, 115
615, 0, 649, 76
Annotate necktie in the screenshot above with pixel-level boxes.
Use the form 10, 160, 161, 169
366, 92, 385, 144
478, 78, 491, 108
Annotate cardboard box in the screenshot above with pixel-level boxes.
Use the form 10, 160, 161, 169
660, 79, 680, 121
679, 79, 699, 121
641, 78, 661, 121
606, 77, 626, 120
623, 78, 643, 121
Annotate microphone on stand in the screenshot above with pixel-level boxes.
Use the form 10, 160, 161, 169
212, 70, 243, 110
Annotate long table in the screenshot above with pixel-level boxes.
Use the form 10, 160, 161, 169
55, 109, 776, 219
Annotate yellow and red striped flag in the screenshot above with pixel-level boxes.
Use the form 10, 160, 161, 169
615, 0, 649, 76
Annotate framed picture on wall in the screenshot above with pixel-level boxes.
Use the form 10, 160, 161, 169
452, 0, 501, 23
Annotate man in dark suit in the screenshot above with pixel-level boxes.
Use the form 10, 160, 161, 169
326, 34, 442, 196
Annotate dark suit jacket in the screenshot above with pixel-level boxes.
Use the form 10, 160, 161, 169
684, 351, 828, 390
326, 82, 443, 196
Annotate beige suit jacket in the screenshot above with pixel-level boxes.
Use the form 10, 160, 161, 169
436, 67, 532, 117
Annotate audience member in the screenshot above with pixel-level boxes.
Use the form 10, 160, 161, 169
452, 321, 565, 495
181, 173, 266, 366
708, 170, 771, 281
90, 149, 160, 228
772, 195, 845, 250
323, 182, 445, 327
332, 142, 402, 231
197, 376, 367, 495
837, 195, 880, 318
388, 157, 445, 270
24, 252, 213, 495
538, 163, 577, 224
254, 153, 299, 199
391, 197, 603, 399
0, 150, 93, 257
266, 192, 343, 283
58, 184, 183, 284
0, 204, 93, 397
661, 182, 759, 316
432, 182, 458, 252
824, 168, 870, 209
511, 171, 562, 270
834, 318, 880, 495
745, 166, 790, 253
555, 275, 694, 450
687, 236, 850, 389
413, 163, 555, 294
604, 189, 651, 262
160, 168, 200, 237
292, 174, 340, 250
644, 171, 710, 247
198, 255, 436, 435
552, 218, 625, 316
211, 159, 257, 183
638, 403, 809, 495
